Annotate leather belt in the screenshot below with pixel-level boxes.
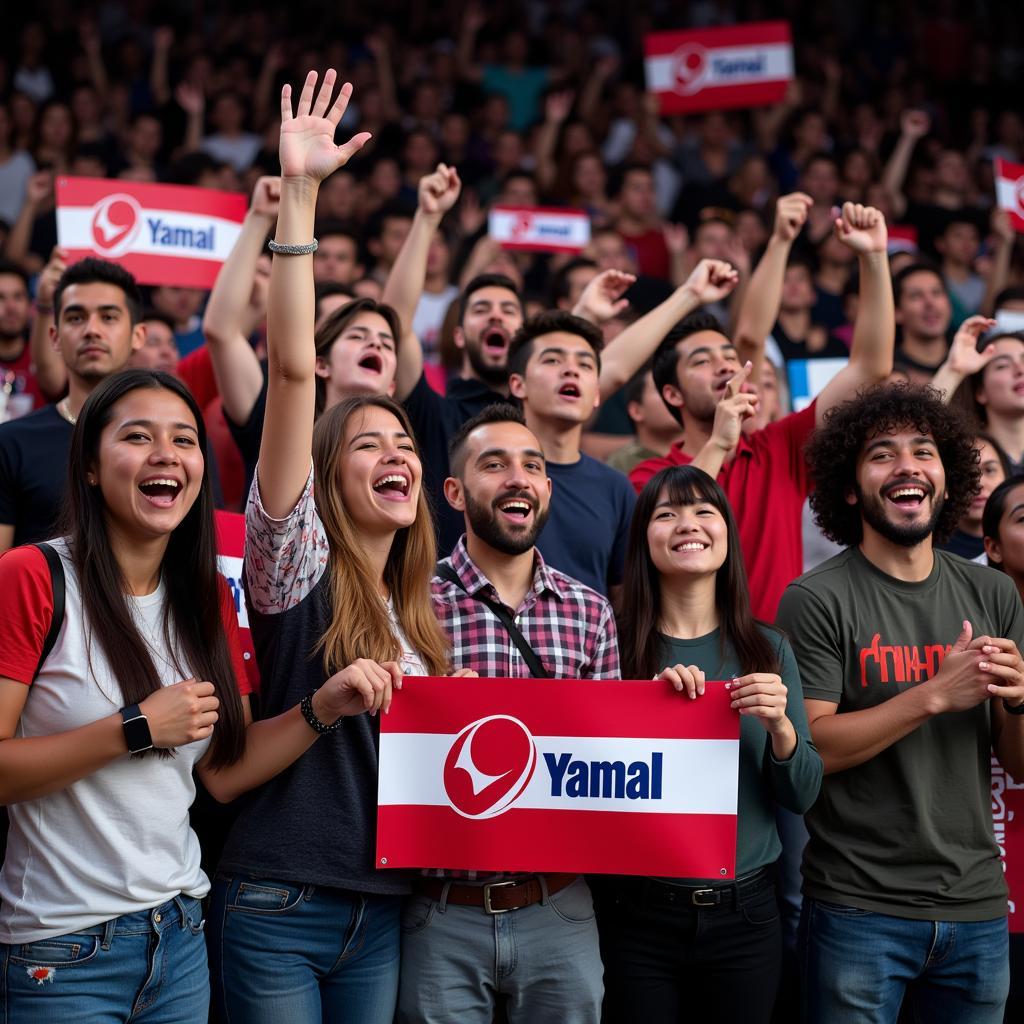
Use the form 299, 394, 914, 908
629, 868, 772, 909
415, 874, 577, 914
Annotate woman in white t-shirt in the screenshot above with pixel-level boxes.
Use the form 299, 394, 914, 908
0, 369, 390, 1023
207, 72, 455, 1024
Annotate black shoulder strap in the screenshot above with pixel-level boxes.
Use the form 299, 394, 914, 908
33, 542, 66, 680
435, 562, 551, 678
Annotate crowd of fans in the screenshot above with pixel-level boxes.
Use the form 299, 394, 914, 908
1, 2, 1024, 1023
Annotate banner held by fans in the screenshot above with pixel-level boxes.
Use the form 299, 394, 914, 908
377, 677, 739, 877
645, 22, 793, 115
56, 177, 247, 288
489, 206, 591, 254
215, 510, 259, 691
995, 159, 1024, 234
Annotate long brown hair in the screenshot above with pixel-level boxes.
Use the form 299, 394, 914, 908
311, 395, 449, 675
618, 465, 780, 681
62, 370, 245, 767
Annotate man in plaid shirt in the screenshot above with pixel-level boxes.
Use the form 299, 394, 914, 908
395, 403, 617, 1024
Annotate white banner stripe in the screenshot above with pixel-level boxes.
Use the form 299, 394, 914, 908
57, 207, 243, 262
996, 178, 1024, 215
646, 44, 792, 93
379, 733, 738, 814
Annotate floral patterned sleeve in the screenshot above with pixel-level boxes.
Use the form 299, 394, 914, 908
244, 462, 330, 615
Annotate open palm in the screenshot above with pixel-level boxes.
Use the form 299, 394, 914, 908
279, 70, 371, 183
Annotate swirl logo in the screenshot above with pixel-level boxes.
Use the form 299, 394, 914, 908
443, 715, 537, 819
672, 44, 709, 95
90, 194, 143, 256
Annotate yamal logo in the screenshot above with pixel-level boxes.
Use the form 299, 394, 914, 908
672, 43, 709, 94
90, 193, 143, 257
443, 715, 536, 819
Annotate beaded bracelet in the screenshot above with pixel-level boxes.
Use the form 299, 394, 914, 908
300, 691, 343, 735
268, 238, 319, 256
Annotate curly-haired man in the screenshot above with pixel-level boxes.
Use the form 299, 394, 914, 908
776, 383, 1024, 1024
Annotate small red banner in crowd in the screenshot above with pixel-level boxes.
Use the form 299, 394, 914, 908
995, 159, 1024, 234
214, 510, 259, 691
644, 22, 793, 115
55, 177, 247, 289
377, 676, 739, 877
489, 205, 592, 254
992, 758, 1024, 933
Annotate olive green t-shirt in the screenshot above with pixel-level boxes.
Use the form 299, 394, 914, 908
776, 547, 1023, 921
657, 626, 823, 878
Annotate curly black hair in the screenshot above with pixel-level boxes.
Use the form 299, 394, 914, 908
806, 383, 979, 547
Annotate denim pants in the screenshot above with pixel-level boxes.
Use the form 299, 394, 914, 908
1, 894, 208, 1024
600, 873, 783, 1024
396, 875, 604, 1024
799, 897, 1010, 1024
207, 874, 401, 1024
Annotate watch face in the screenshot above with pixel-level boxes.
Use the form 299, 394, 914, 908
122, 711, 154, 753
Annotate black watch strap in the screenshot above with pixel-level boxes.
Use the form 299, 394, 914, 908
121, 703, 154, 754
1003, 699, 1024, 716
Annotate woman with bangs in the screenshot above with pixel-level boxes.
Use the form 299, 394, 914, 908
604, 464, 822, 1024
206, 71, 453, 1024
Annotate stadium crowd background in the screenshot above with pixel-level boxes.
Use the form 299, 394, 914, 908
1, 1, 1024, 1022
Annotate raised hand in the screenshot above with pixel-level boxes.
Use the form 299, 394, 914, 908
418, 162, 462, 217
544, 90, 575, 124
26, 170, 54, 208
658, 664, 706, 699
945, 315, 998, 376
175, 81, 204, 116
663, 222, 690, 256
710, 361, 758, 454
279, 69, 372, 184
900, 109, 930, 140
682, 258, 740, 305
772, 192, 813, 243
572, 268, 636, 323
250, 176, 281, 218
834, 201, 887, 254
36, 247, 68, 307
314, 659, 402, 720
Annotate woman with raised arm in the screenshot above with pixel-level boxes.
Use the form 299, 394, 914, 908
205, 71, 451, 1024
0, 368, 373, 1022
604, 464, 822, 1024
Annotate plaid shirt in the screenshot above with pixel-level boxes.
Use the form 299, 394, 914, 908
432, 537, 620, 680
422, 539, 620, 883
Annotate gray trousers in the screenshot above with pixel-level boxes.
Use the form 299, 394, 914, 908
396, 876, 604, 1024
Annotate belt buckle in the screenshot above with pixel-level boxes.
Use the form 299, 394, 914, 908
482, 879, 517, 914
690, 887, 720, 907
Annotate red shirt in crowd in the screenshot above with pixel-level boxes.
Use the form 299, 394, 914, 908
1, 344, 46, 418
629, 402, 817, 622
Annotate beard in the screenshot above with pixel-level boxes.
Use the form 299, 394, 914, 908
465, 339, 510, 386
464, 489, 549, 556
857, 481, 945, 548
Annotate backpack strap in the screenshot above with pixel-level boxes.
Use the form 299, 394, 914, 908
33, 542, 66, 680
435, 561, 551, 679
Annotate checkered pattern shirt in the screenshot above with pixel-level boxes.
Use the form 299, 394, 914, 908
421, 539, 620, 883
432, 537, 620, 681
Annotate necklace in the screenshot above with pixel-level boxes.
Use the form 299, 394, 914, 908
57, 398, 77, 425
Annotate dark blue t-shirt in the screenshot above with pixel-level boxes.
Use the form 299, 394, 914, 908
536, 454, 636, 596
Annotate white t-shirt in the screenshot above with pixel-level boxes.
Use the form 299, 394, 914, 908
0, 541, 228, 943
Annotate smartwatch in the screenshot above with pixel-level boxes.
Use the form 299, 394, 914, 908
120, 703, 154, 754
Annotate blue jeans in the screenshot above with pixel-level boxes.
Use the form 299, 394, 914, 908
1, 895, 208, 1024
800, 897, 1010, 1024
208, 874, 401, 1024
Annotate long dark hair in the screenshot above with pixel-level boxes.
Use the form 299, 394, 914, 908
982, 474, 1024, 572
619, 465, 780, 681
61, 370, 244, 767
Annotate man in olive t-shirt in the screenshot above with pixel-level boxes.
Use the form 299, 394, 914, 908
776, 384, 1024, 1024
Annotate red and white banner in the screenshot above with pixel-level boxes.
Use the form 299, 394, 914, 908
56, 177, 247, 289
377, 677, 739, 877
215, 510, 259, 691
644, 22, 793, 115
992, 758, 1024, 932
995, 159, 1024, 234
489, 206, 591, 254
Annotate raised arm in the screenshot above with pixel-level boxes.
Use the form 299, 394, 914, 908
150, 26, 174, 106
259, 70, 370, 518
815, 203, 894, 424
456, 2, 487, 83
592, 259, 738, 399
4, 171, 52, 274
203, 176, 279, 425
982, 210, 1015, 317
382, 163, 461, 400
733, 192, 812, 370
28, 246, 69, 400
882, 110, 930, 221
533, 91, 574, 195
